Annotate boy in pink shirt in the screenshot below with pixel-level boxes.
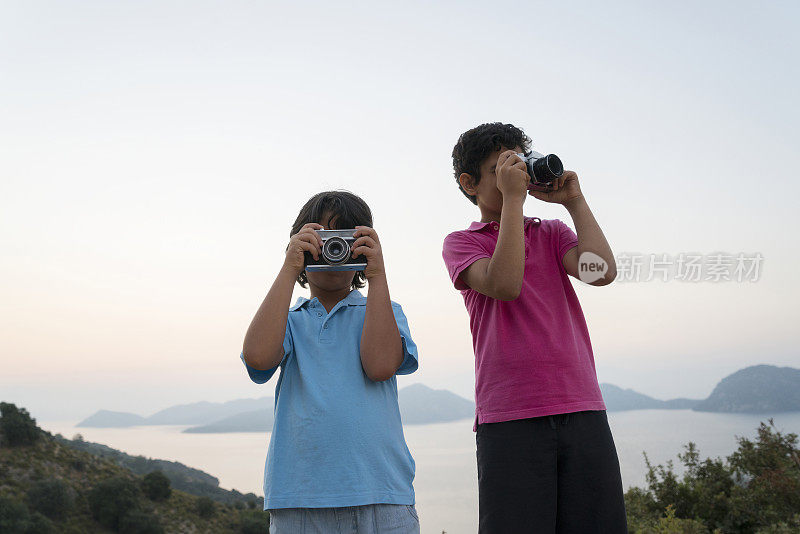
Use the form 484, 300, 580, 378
442, 123, 627, 533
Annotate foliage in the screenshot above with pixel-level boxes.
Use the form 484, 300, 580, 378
754, 514, 800, 533
57, 433, 262, 506
88, 476, 143, 530
0, 496, 55, 534
141, 470, 171, 502
626, 419, 800, 534
26, 512, 56, 534
239, 509, 269, 534
26, 478, 74, 520
0, 496, 31, 534
197, 495, 216, 518
119, 510, 164, 534
0, 403, 41, 447
0, 404, 256, 533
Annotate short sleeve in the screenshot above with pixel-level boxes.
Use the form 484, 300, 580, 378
554, 219, 578, 261
442, 231, 491, 291
239, 322, 293, 384
391, 303, 419, 375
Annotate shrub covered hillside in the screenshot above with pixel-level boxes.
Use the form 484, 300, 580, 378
0, 402, 270, 534
625, 419, 800, 534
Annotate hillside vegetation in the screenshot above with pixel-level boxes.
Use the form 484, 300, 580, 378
625, 419, 800, 533
0, 402, 269, 534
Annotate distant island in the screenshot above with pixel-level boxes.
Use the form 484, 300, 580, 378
183, 383, 476, 433
76, 365, 800, 433
598, 384, 700, 411
693, 365, 800, 413
79, 384, 475, 433
78, 396, 273, 428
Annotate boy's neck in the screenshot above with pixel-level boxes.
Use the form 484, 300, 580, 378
478, 205, 502, 224
309, 286, 353, 313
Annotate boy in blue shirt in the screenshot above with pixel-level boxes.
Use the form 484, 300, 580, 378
241, 191, 420, 534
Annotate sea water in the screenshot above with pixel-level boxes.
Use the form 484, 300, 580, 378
40, 410, 800, 534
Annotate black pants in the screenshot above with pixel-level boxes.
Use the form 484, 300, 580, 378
476, 410, 627, 534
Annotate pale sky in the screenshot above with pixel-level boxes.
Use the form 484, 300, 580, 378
2, 1, 799, 420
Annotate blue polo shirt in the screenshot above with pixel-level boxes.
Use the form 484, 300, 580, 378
240, 289, 419, 509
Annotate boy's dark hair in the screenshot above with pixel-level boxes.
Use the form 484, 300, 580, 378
452, 122, 532, 204
291, 191, 373, 290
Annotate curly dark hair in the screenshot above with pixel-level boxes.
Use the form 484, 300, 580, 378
291, 191, 373, 290
452, 122, 532, 204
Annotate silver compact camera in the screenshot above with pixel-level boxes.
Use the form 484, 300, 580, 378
515, 149, 564, 188
304, 229, 366, 272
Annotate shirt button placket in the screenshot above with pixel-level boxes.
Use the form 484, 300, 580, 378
319, 315, 332, 343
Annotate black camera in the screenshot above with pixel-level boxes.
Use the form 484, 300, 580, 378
304, 229, 366, 272
516, 150, 564, 188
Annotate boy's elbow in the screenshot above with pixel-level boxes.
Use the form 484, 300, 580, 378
360, 351, 400, 382
365, 369, 394, 382
497, 287, 522, 301
592, 267, 617, 286
490, 281, 522, 301
242, 348, 281, 370
363, 363, 395, 382
481, 264, 522, 301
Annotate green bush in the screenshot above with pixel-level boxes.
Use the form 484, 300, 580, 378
239, 509, 269, 534
88, 476, 142, 530
756, 514, 800, 533
626, 419, 800, 533
27, 512, 56, 534
141, 471, 171, 502
26, 478, 74, 520
71, 458, 86, 472
196, 496, 216, 518
119, 510, 164, 534
0, 498, 55, 534
0, 496, 31, 534
0, 402, 41, 447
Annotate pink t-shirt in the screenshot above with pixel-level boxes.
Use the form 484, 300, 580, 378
442, 217, 606, 431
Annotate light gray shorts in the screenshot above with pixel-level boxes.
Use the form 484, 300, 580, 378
268, 503, 420, 534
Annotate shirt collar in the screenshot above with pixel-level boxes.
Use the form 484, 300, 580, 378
466, 216, 541, 232
289, 289, 367, 312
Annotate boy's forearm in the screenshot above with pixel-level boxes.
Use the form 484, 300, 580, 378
565, 196, 617, 279
360, 274, 403, 382
242, 265, 296, 370
486, 198, 526, 299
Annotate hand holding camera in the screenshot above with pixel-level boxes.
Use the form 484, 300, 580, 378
495, 151, 530, 202
351, 226, 385, 280
301, 226, 384, 280
285, 223, 325, 276
509, 146, 584, 207
304, 229, 367, 273
527, 170, 584, 207
517, 150, 564, 190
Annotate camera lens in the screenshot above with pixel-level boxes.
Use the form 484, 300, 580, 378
544, 154, 563, 177
322, 237, 350, 264
531, 154, 564, 184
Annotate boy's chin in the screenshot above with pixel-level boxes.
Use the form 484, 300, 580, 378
308, 271, 356, 291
